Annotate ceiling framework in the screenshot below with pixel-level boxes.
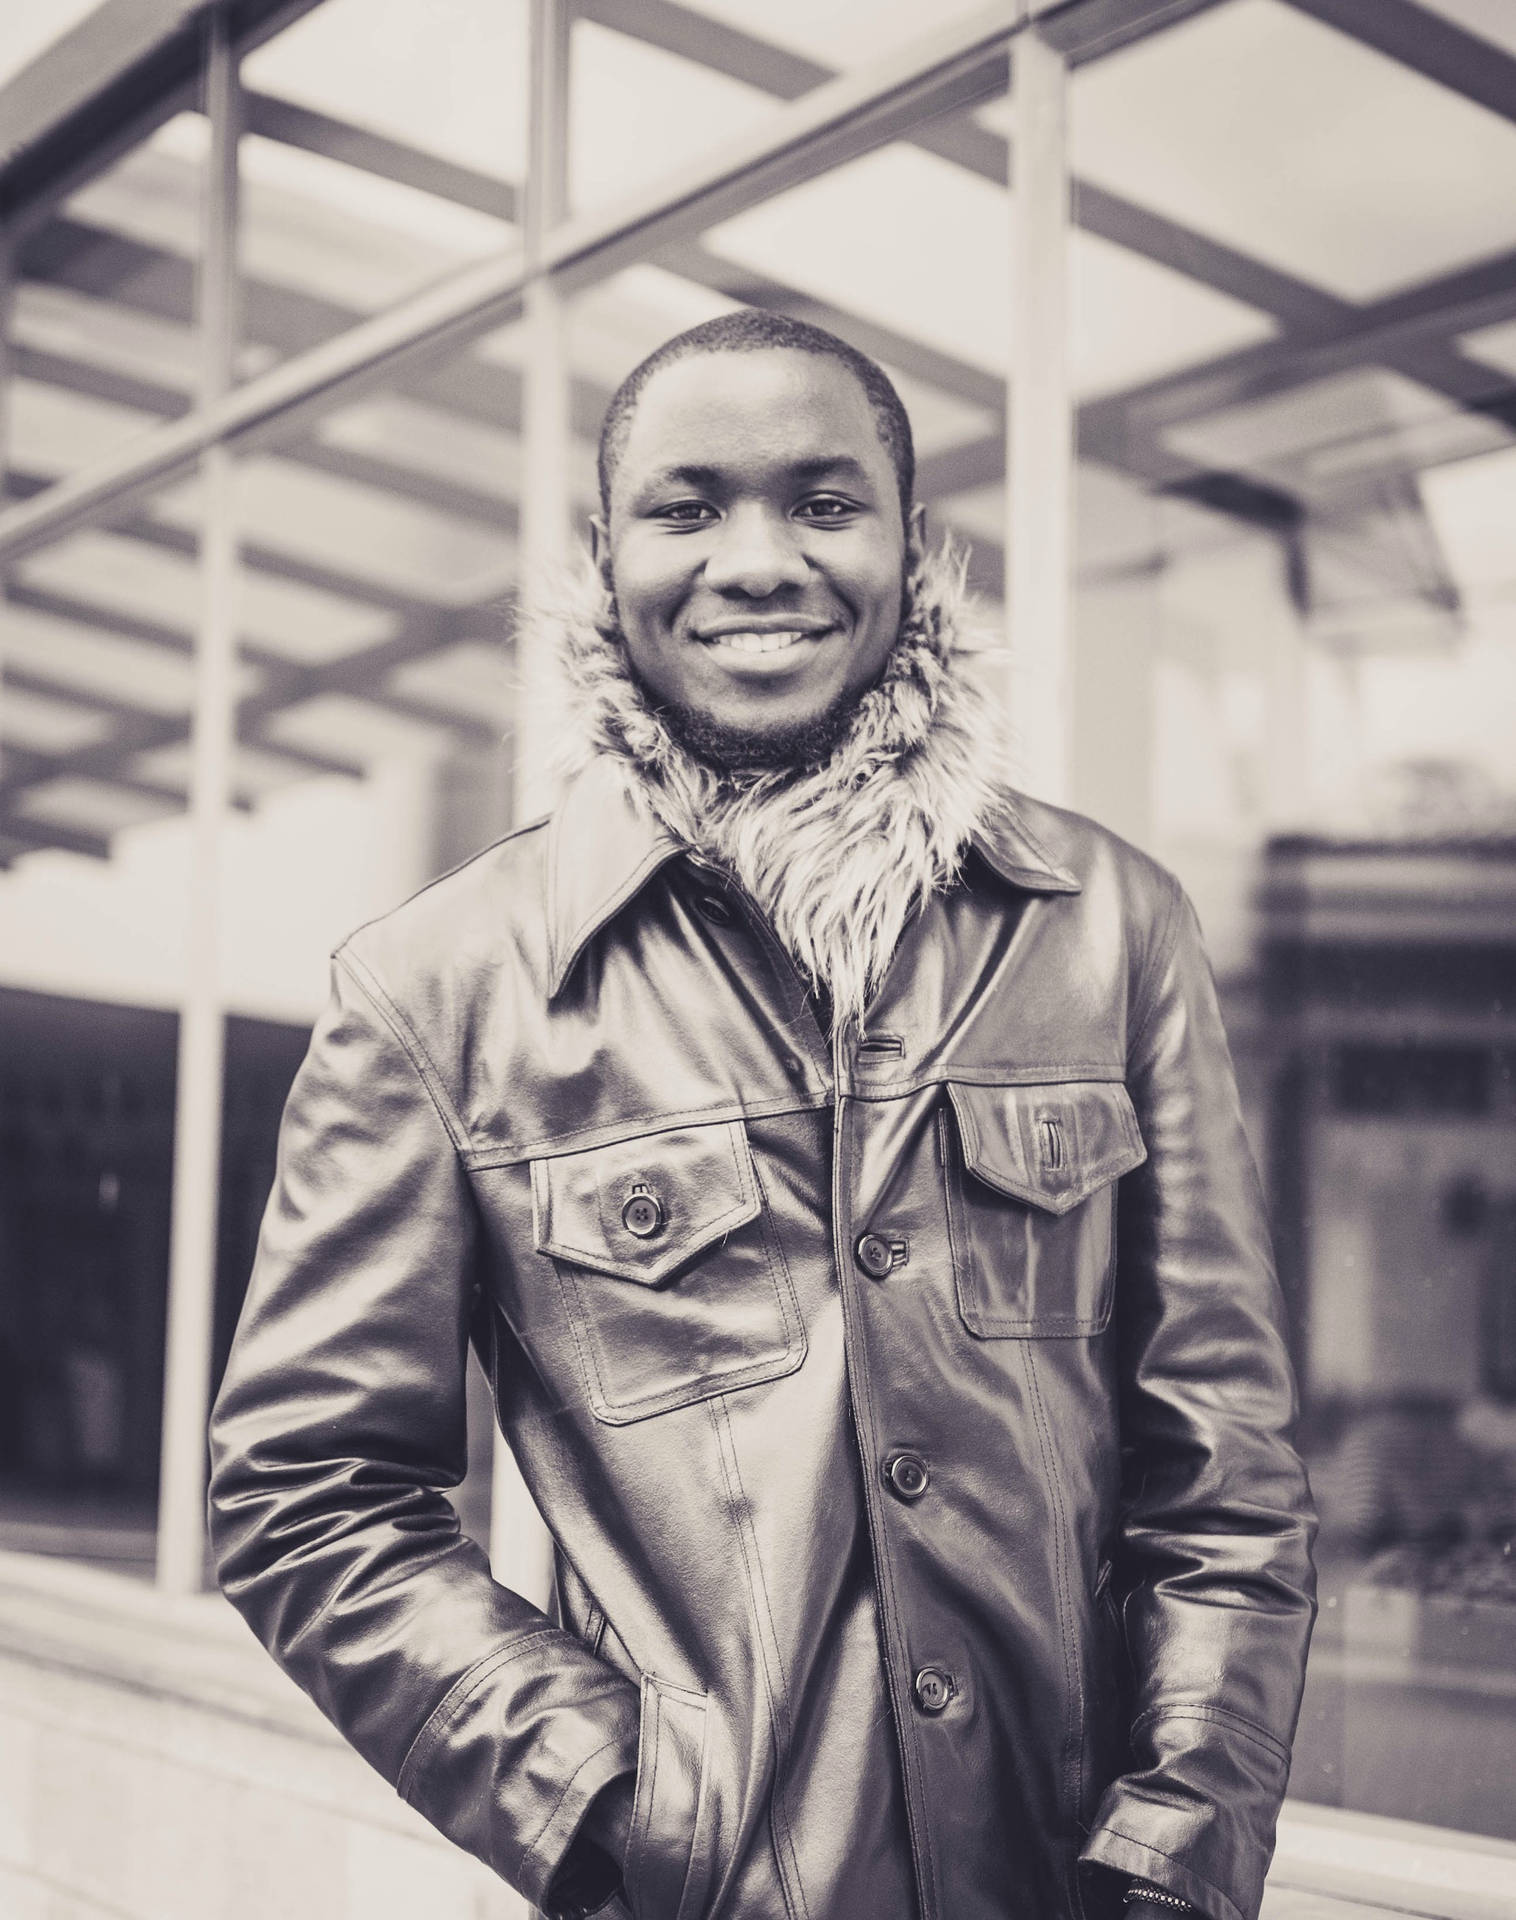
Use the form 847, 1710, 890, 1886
0, 0, 1513, 862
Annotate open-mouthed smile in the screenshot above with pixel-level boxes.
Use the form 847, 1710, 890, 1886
699, 627, 830, 656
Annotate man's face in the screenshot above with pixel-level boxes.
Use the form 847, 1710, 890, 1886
593, 348, 921, 768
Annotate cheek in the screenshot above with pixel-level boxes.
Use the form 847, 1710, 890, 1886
610, 543, 690, 644
850, 551, 908, 636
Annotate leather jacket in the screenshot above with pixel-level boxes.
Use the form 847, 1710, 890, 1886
209, 756, 1316, 1920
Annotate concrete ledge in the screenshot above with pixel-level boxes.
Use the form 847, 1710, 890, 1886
2, 1549, 1515, 1919
1270, 1803, 1516, 1920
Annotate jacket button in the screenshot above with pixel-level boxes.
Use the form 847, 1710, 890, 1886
913, 1667, 954, 1714
884, 1451, 929, 1501
854, 1232, 895, 1279
621, 1186, 665, 1237
695, 892, 734, 926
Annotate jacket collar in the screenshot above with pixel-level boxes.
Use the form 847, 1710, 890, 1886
971, 798, 1082, 896
546, 755, 683, 999
546, 758, 1080, 1000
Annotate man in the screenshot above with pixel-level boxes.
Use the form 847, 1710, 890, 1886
210, 311, 1316, 1920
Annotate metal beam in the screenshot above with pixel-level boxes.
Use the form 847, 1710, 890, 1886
1007, 29, 1074, 805
242, 91, 519, 222
13, 334, 523, 529
917, 434, 1009, 501
0, 815, 110, 860
0, 1, 1020, 563
6, 460, 464, 629
1079, 259, 1516, 469
1032, 0, 1229, 64
1283, 0, 1516, 128
0, 0, 324, 237
0, 1, 207, 179
279, 434, 520, 532
0, 730, 255, 814
11, 340, 190, 420
3, 569, 498, 748
20, 213, 617, 447
576, 0, 827, 97
489, 0, 571, 1630
0, 584, 504, 818
158, 1, 241, 1597
657, 238, 1006, 412
580, 0, 1515, 519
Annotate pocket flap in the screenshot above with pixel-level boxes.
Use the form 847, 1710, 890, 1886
946, 1080, 1146, 1215
531, 1119, 761, 1286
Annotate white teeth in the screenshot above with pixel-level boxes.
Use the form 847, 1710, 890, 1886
706, 629, 815, 655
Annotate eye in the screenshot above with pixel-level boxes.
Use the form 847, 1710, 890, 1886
654, 499, 717, 527
795, 494, 860, 524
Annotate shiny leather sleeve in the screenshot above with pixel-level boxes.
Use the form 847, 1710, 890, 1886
1079, 887, 1318, 1920
207, 955, 640, 1909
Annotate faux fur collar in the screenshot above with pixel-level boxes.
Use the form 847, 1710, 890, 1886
545, 545, 1009, 1032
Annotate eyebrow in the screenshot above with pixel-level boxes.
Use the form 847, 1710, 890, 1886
637, 455, 876, 494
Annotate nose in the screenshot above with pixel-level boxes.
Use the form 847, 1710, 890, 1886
702, 502, 810, 598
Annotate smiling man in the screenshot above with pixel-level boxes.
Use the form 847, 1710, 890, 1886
210, 312, 1316, 1920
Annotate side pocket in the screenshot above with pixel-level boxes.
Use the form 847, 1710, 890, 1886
1098, 1569, 1136, 1770
623, 1675, 714, 1920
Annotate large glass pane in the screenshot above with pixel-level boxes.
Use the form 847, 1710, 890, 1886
236, 0, 527, 363
1068, 0, 1516, 1848
0, 379, 514, 1566
8, 111, 206, 483
567, 0, 1002, 217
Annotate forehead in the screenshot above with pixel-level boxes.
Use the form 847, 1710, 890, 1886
612, 348, 891, 497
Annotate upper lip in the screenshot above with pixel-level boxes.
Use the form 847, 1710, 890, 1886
692, 616, 836, 640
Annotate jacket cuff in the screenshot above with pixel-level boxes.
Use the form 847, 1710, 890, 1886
520, 1722, 642, 1909
398, 1632, 641, 1910
542, 1773, 635, 1920
1080, 1827, 1240, 1920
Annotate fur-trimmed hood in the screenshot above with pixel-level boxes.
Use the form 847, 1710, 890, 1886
539, 546, 1009, 1031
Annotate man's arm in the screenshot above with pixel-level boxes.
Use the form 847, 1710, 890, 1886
209, 954, 639, 1914
1079, 886, 1318, 1920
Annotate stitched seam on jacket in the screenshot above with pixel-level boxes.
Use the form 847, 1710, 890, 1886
1132, 1701, 1291, 1764
1023, 1340, 1085, 1821
397, 1629, 559, 1803
1123, 875, 1184, 1071
337, 949, 470, 1155
710, 1396, 809, 1920
621, 1684, 660, 1901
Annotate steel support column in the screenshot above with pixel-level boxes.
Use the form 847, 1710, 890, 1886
156, 5, 240, 1596
1005, 28, 1073, 803
490, 0, 571, 1623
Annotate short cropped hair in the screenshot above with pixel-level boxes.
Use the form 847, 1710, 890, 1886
596, 309, 916, 521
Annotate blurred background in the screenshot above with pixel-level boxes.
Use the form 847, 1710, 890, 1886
1, 1, 1514, 1916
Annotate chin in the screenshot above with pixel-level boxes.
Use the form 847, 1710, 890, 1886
659, 691, 858, 773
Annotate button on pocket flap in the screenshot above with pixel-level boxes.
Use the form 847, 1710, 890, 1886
946, 1081, 1145, 1215
531, 1119, 761, 1286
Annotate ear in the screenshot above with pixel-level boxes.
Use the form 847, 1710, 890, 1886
589, 514, 613, 592
906, 500, 927, 571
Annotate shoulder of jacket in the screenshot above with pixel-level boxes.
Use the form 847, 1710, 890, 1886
998, 787, 1184, 926
335, 811, 553, 985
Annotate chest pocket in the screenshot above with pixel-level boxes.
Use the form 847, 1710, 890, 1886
943, 1080, 1146, 1337
531, 1118, 805, 1423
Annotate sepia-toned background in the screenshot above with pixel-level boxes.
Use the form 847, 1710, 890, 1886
1, 1, 1514, 1915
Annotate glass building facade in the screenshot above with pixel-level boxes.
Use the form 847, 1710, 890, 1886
1, 0, 1515, 1903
